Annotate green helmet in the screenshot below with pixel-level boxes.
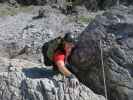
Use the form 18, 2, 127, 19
64, 32, 78, 44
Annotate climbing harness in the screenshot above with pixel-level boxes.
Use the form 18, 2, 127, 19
100, 40, 108, 100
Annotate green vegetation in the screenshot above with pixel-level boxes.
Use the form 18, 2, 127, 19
68, 15, 95, 25
0, 5, 33, 16
78, 15, 95, 24
72, 0, 82, 6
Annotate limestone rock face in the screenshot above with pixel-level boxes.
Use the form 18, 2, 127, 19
70, 6, 133, 100
0, 57, 105, 100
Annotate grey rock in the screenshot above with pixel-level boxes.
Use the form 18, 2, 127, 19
1, 0, 133, 11
70, 6, 133, 100
0, 57, 105, 100
0, 5, 85, 63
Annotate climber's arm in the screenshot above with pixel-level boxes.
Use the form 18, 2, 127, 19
55, 60, 72, 76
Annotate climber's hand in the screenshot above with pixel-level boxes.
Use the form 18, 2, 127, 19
66, 74, 79, 88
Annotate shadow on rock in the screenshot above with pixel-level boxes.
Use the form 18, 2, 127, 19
22, 67, 58, 79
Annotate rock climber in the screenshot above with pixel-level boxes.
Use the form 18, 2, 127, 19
52, 32, 79, 88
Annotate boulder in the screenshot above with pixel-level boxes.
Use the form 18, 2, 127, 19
70, 5, 133, 100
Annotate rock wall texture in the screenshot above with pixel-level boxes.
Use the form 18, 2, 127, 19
70, 5, 133, 100
0, 0, 133, 10
0, 57, 105, 100
0, 1, 133, 100
0, 5, 106, 100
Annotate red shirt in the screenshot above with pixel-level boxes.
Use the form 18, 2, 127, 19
52, 50, 66, 63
